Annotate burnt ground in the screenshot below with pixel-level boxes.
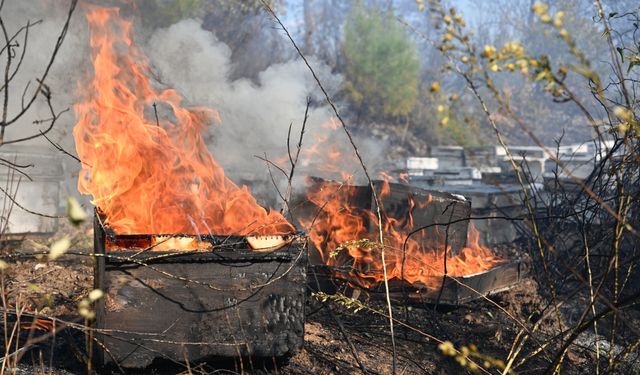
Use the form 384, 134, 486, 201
0, 228, 638, 374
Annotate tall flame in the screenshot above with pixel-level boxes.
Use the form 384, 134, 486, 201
73, 6, 293, 236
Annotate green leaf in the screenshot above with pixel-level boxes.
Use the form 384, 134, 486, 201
49, 237, 71, 261
627, 56, 640, 74
66, 197, 87, 226
616, 47, 624, 63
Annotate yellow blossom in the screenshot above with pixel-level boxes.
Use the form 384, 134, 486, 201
517, 59, 529, 74
49, 237, 71, 261
553, 11, 565, 27
89, 289, 104, 302
503, 41, 524, 57
613, 106, 633, 122
617, 122, 630, 133
78, 299, 95, 320
532, 3, 549, 16
481, 44, 496, 59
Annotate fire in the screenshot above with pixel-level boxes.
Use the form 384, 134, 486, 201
300, 179, 502, 289
296, 120, 502, 289
297, 118, 357, 180
73, 6, 294, 237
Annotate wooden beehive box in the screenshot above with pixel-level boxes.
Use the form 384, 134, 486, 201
93, 213, 307, 368
291, 178, 471, 259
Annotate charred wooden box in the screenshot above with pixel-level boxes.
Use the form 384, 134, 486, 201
373, 181, 471, 255
311, 259, 523, 306
93, 213, 307, 368
291, 178, 471, 261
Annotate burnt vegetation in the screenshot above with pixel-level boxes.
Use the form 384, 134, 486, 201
0, 0, 638, 374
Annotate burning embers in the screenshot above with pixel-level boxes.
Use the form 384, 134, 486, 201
73, 6, 293, 239
297, 179, 505, 291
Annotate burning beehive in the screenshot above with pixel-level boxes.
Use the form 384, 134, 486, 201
295, 178, 521, 305
93, 211, 306, 368
72, 6, 306, 367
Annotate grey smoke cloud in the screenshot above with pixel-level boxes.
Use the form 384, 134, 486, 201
145, 19, 343, 172
1, 0, 86, 146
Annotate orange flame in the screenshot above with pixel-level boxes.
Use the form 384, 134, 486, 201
73, 6, 293, 236
293, 118, 501, 288
300, 179, 502, 289
296, 118, 357, 181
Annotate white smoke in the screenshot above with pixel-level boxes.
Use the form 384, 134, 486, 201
145, 19, 342, 175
